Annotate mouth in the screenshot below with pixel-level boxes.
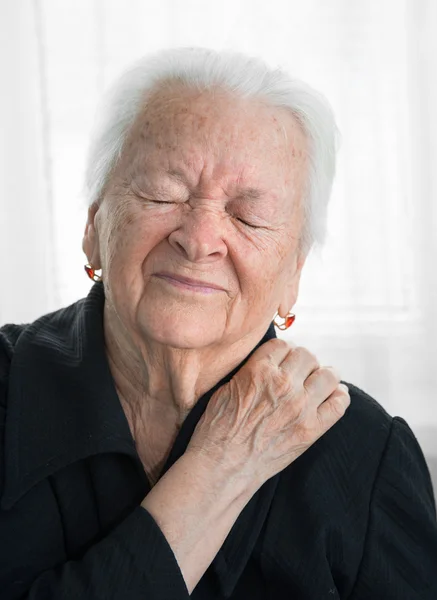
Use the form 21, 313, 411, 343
154, 273, 224, 294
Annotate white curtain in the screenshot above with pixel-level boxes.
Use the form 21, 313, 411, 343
1, 0, 436, 476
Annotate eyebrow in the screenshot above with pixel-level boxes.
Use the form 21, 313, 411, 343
237, 187, 265, 200
166, 169, 266, 200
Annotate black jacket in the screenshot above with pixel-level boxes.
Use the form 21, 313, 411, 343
0, 281, 436, 599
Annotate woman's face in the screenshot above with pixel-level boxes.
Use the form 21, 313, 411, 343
83, 86, 309, 350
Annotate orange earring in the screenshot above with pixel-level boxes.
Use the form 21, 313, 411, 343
273, 311, 296, 330
84, 264, 102, 282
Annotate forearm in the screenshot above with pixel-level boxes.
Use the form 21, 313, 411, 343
140, 452, 254, 595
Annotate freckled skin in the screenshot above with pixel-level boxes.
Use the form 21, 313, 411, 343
82, 84, 310, 477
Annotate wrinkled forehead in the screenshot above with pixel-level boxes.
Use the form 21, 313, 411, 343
117, 84, 309, 191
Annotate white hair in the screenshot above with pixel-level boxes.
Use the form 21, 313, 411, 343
84, 47, 340, 257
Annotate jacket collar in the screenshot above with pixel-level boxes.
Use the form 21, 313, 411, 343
1, 281, 280, 597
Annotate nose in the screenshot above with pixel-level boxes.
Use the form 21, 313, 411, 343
168, 206, 228, 263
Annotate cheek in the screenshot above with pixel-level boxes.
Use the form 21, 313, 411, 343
236, 230, 291, 275
103, 208, 146, 266
108, 206, 183, 271
232, 246, 282, 299
233, 236, 293, 302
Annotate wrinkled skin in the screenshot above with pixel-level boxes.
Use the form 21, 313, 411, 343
186, 338, 348, 492
82, 84, 313, 481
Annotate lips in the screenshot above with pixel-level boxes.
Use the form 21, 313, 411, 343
154, 272, 225, 291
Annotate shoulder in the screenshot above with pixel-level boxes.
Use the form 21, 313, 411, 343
338, 379, 393, 447
337, 381, 430, 477
0, 323, 29, 408
0, 323, 28, 358
280, 380, 398, 491
271, 380, 436, 542
324, 380, 423, 483
0, 294, 88, 410
0, 323, 30, 495
267, 381, 437, 596
288, 379, 433, 503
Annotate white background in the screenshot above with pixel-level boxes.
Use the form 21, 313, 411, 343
1, 0, 436, 483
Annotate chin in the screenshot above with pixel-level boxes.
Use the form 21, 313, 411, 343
139, 315, 221, 350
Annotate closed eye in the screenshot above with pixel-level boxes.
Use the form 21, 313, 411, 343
235, 216, 260, 228
142, 193, 260, 226
130, 181, 178, 204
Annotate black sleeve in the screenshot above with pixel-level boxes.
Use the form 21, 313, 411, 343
19, 506, 191, 600
348, 417, 437, 599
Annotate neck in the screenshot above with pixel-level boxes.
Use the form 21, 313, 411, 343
102, 302, 269, 436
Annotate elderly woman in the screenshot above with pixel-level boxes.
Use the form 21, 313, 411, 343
1, 48, 436, 600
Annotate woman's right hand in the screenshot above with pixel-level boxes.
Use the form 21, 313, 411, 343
186, 338, 350, 492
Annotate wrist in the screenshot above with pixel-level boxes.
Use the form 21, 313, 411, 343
181, 448, 257, 502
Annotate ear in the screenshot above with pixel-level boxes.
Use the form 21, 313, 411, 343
277, 251, 307, 318
82, 202, 102, 269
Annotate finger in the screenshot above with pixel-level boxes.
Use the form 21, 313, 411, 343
316, 385, 351, 432
251, 338, 297, 366
278, 345, 320, 387
304, 366, 341, 409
